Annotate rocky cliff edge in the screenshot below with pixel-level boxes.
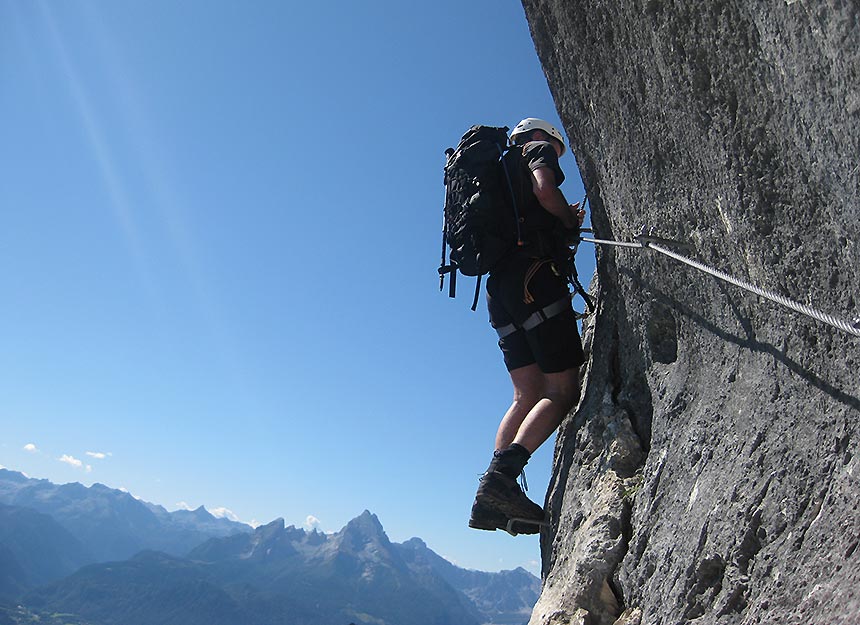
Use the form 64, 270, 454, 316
520, 2, 860, 624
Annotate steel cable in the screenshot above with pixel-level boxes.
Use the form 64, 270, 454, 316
580, 236, 860, 338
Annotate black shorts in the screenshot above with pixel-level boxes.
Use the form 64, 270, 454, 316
486, 257, 585, 373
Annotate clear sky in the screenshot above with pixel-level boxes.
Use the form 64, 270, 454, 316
0, 0, 594, 575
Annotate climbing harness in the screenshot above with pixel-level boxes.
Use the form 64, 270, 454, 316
580, 226, 860, 339
494, 296, 572, 339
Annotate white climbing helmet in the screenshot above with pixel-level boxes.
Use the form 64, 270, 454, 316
510, 118, 566, 156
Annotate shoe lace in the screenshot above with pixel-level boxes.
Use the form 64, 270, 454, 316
518, 469, 528, 493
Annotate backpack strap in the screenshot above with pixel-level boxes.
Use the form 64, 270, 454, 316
439, 222, 447, 293
439, 147, 457, 298
437, 262, 457, 298
499, 145, 524, 247
471, 274, 482, 311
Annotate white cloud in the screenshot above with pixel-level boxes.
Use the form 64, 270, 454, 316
57, 455, 92, 473
58, 454, 83, 468
210, 507, 261, 528
0, 464, 5, 470
86, 451, 112, 459
211, 507, 240, 522
175, 501, 193, 511
24, 443, 38, 453
304, 515, 322, 531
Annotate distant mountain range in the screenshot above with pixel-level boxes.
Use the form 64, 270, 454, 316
0, 502, 89, 592
0, 469, 540, 625
0, 469, 248, 567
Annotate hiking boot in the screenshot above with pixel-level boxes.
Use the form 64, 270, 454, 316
469, 499, 543, 536
468, 498, 542, 535
474, 470, 545, 523
468, 499, 506, 531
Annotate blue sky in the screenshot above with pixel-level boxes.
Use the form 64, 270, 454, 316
0, 0, 593, 575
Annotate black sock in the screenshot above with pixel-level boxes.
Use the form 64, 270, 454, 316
490, 443, 531, 478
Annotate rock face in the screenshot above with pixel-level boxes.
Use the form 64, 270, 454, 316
519, 2, 860, 624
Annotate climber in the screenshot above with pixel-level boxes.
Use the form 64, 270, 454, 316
469, 118, 586, 534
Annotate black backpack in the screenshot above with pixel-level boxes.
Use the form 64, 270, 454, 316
438, 125, 523, 310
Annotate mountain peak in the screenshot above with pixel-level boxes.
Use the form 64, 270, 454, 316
0, 469, 32, 484
252, 518, 287, 545
401, 537, 427, 549
256, 518, 285, 532
343, 510, 385, 537
324, 510, 402, 572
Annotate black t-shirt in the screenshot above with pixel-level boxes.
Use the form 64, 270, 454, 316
522, 140, 565, 186
504, 140, 566, 243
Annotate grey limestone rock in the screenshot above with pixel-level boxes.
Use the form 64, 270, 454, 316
520, 1, 860, 623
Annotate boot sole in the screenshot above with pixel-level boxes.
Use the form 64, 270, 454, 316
468, 516, 543, 535
479, 492, 545, 524
468, 519, 501, 531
